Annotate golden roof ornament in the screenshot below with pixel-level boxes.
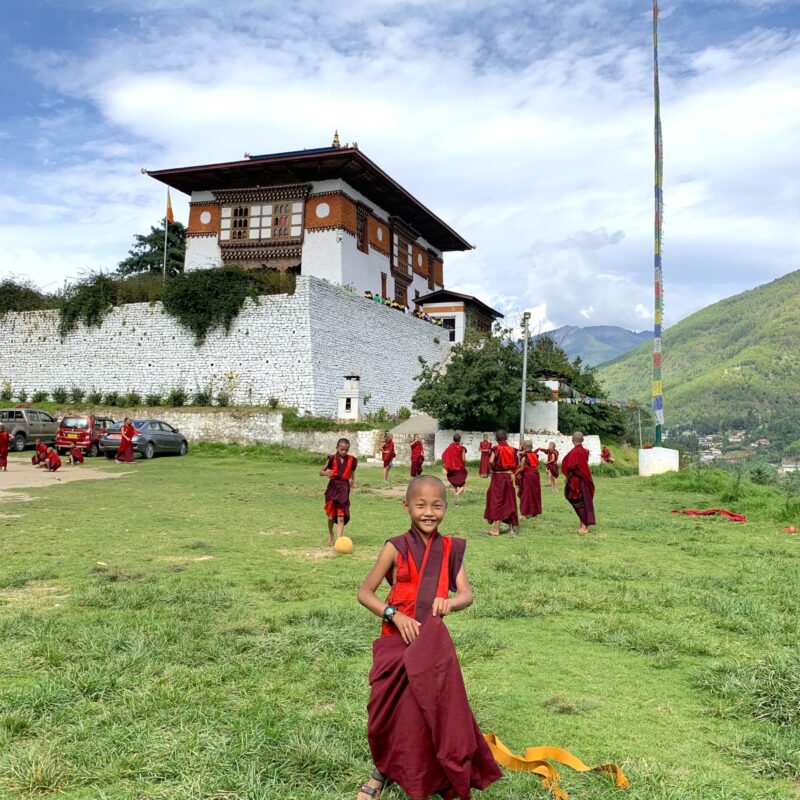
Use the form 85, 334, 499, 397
332, 130, 341, 148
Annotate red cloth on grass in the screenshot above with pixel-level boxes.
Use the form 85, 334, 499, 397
671, 509, 747, 523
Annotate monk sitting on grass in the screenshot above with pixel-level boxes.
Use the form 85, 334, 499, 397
561, 431, 596, 534
356, 475, 502, 800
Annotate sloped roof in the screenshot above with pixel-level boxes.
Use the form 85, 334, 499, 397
416, 289, 504, 319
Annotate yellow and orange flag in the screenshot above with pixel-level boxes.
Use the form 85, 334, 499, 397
166, 190, 175, 224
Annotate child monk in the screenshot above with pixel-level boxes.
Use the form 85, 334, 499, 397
561, 431, 596, 534
31, 439, 48, 466
601, 446, 615, 464
478, 433, 491, 478
381, 432, 396, 483
68, 444, 85, 466
44, 447, 62, 473
516, 440, 542, 519
409, 433, 425, 478
441, 432, 468, 504
320, 437, 357, 546
356, 475, 502, 800
483, 430, 519, 536
535, 442, 559, 492
0, 423, 8, 471
115, 418, 137, 463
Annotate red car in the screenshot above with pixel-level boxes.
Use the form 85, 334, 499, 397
56, 415, 116, 457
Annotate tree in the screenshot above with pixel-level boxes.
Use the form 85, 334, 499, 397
414, 332, 522, 430
413, 330, 625, 437
117, 219, 186, 276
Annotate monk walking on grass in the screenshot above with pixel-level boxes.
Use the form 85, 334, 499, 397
535, 442, 559, 492
356, 475, 502, 800
409, 433, 425, 478
478, 434, 491, 478
321, 437, 357, 546
516, 441, 542, 519
115, 418, 136, 463
441, 432, 468, 504
0, 423, 8, 472
561, 431, 595, 534
483, 430, 519, 536
381, 432, 396, 484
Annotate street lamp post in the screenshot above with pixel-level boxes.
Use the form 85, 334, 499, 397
519, 311, 531, 438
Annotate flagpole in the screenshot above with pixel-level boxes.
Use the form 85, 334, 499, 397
652, 0, 664, 446
162, 207, 169, 284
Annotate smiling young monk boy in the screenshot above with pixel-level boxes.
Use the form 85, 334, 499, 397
356, 475, 501, 800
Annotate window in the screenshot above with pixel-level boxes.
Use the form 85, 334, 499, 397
414, 289, 420, 310
395, 283, 407, 306
28, 411, 40, 422
231, 206, 250, 240
356, 206, 368, 254
381, 273, 387, 298
427, 253, 435, 290
394, 236, 410, 276
345, 398, 352, 412
441, 317, 456, 342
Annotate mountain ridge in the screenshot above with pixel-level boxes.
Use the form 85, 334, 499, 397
534, 325, 651, 366
597, 270, 800, 452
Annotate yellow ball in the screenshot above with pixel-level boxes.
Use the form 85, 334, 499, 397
334, 536, 354, 554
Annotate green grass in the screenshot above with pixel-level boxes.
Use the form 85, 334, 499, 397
0, 456, 798, 799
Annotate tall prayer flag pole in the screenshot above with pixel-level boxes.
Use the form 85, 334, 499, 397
652, 0, 664, 446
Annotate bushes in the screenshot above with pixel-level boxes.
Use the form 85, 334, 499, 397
87, 391, 103, 405
166, 387, 187, 407
145, 394, 162, 407
31, 390, 49, 403
51, 387, 68, 403
192, 388, 213, 407
69, 386, 85, 404
16, 389, 28, 402
122, 391, 142, 407
59, 272, 119, 338
161, 266, 295, 345
0, 278, 50, 315
103, 391, 120, 407
281, 408, 372, 432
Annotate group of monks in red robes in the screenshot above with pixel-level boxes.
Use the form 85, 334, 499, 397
482, 430, 595, 536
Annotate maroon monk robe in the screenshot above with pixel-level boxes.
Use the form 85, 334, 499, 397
478, 441, 491, 477
442, 443, 468, 488
518, 452, 542, 518
484, 444, 519, 526
561, 445, 596, 527
323, 453, 357, 525
0, 430, 9, 470
382, 440, 396, 467
410, 440, 425, 478
116, 423, 136, 463
368, 529, 502, 799
31, 441, 47, 466
46, 451, 62, 472
536, 447, 559, 479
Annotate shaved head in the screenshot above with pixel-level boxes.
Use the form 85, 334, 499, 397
572, 431, 584, 444
405, 474, 447, 503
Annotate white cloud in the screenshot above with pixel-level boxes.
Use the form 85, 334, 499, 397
1, 0, 799, 331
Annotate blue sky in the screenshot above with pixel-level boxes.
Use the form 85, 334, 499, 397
1, 0, 799, 329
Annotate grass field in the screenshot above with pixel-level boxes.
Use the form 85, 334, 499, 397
1, 448, 798, 800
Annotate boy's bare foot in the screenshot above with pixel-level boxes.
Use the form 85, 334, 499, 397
577, 525, 589, 535
482, 529, 500, 537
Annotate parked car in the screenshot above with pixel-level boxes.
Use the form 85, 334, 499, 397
56, 414, 116, 457
99, 419, 189, 460
0, 407, 59, 452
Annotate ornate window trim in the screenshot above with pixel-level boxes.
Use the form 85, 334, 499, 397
214, 183, 311, 204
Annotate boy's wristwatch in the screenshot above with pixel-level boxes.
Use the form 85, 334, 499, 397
382, 605, 398, 624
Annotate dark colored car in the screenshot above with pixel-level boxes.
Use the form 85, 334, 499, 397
56, 414, 116, 457
0, 407, 59, 451
98, 419, 189, 460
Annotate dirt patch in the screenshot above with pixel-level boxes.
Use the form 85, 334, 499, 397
154, 555, 215, 563
0, 581, 69, 609
0, 455, 132, 503
277, 547, 335, 561
364, 485, 408, 499
0, 513, 23, 519
257, 528, 301, 536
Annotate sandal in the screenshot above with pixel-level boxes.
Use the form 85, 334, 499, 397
358, 768, 391, 798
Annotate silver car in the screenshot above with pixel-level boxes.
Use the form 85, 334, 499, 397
0, 407, 59, 451
99, 419, 189, 460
